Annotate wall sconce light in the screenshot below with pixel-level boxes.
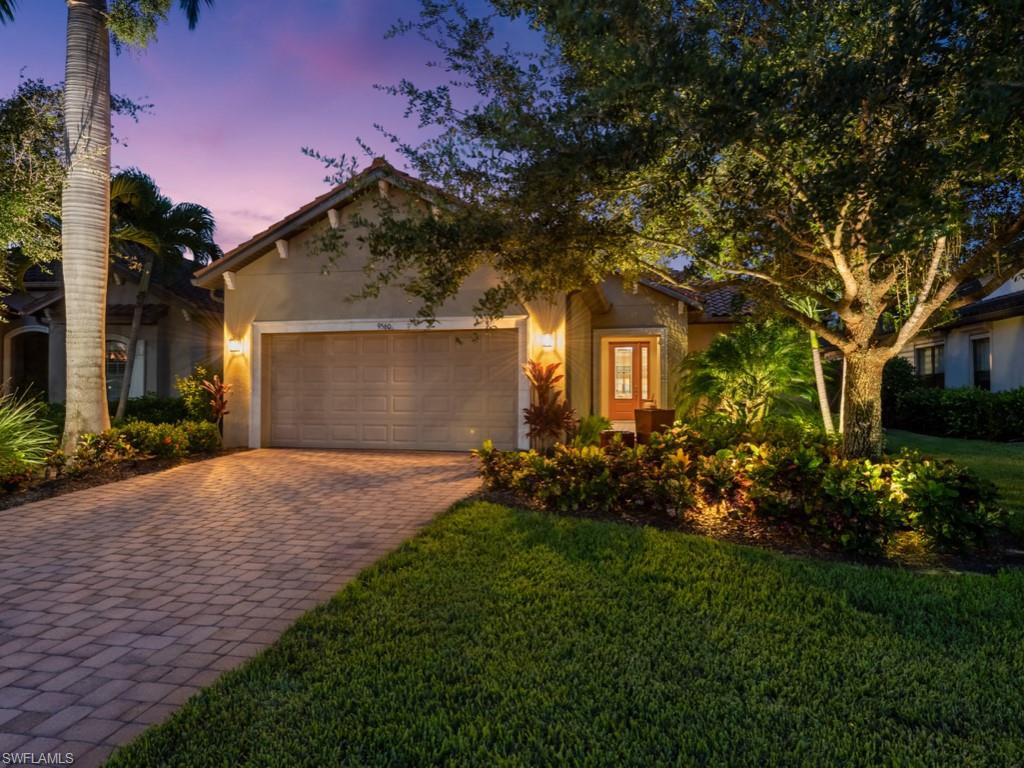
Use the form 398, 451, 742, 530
227, 338, 244, 354
539, 333, 555, 350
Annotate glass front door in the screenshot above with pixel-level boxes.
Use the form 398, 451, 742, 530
607, 341, 651, 420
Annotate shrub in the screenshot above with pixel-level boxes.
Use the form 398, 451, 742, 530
675, 318, 816, 423
118, 421, 189, 459
0, 394, 58, 482
476, 426, 1003, 556
179, 420, 221, 453
570, 414, 612, 448
115, 394, 188, 425
888, 385, 1024, 442
894, 453, 1004, 552
177, 364, 217, 422
68, 429, 136, 474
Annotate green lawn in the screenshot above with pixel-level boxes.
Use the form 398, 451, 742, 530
887, 429, 1024, 535
109, 501, 1024, 767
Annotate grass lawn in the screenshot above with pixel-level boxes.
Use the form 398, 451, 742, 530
887, 429, 1024, 535
108, 501, 1024, 767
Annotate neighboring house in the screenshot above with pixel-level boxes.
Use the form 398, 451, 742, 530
897, 270, 1024, 391
193, 159, 742, 451
2, 255, 222, 403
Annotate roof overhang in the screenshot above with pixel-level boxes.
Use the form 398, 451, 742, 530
193, 160, 442, 290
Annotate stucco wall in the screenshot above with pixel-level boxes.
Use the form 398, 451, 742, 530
220, 189, 545, 447
568, 278, 688, 417
687, 322, 735, 354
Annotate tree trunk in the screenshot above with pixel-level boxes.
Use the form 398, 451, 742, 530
114, 252, 154, 422
841, 352, 886, 458
61, 0, 111, 451
809, 331, 833, 435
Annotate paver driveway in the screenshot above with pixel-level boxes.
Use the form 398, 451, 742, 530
0, 449, 478, 766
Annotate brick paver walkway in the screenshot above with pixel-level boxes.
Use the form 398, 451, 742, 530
0, 449, 478, 766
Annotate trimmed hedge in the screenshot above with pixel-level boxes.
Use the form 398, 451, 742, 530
892, 386, 1024, 441
882, 359, 1024, 441
476, 425, 1005, 554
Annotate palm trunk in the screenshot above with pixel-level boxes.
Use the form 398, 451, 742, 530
841, 351, 886, 458
809, 331, 833, 435
114, 252, 154, 421
61, 0, 111, 451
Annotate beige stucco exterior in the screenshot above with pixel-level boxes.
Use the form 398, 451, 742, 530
203, 169, 719, 449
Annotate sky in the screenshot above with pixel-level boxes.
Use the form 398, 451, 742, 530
0, 0, 512, 251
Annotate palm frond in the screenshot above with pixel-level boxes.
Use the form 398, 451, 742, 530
179, 0, 214, 29
111, 225, 161, 255
0, 0, 16, 24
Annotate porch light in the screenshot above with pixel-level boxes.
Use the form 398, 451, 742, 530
228, 338, 244, 354
539, 333, 555, 350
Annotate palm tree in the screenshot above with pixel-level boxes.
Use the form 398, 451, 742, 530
2, 1, 215, 451
109, 170, 221, 421
675, 318, 816, 425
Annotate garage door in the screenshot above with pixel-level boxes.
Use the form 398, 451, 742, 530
266, 330, 520, 450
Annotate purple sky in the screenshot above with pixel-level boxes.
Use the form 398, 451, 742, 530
1, 0, 511, 251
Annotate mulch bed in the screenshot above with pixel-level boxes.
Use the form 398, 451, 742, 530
0, 450, 244, 512
476, 490, 1024, 573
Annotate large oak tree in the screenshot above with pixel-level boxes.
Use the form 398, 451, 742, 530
321, 0, 1024, 457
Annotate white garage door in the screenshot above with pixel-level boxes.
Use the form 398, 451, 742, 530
266, 330, 520, 450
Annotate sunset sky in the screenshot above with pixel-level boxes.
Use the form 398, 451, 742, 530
0, 1, 514, 251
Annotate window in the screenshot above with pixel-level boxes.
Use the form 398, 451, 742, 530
971, 337, 991, 391
106, 340, 128, 401
613, 346, 633, 399
914, 345, 944, 388
640, 345, 649, 401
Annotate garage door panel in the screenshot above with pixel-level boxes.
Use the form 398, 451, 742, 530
268, 330, 519, 450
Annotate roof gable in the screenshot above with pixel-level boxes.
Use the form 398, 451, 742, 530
193, 159, 442, 289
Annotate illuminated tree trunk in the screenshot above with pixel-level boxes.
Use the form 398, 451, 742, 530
61, 0, 111, 451
841, 351, 886, 458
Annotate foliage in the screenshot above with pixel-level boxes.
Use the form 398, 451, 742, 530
109, 168, 222, 267
113, 394, 188, 426
890, 386, 1024, 442
67, 429, 137, 474
200, 374, 231, 433
675, 319, 815, 423
178, 419, 221, 454
887, 429, 1024, 540
118, 420, 189, 459
314, 0, 1024, 457
521, 360, 575, 449
477, 424, 1005, 555
0, 393, 57, 481
569, 414, 611, 448
0, 77, 63, 284
881, 357, 921, 427
177, 364, 217, 422
106, 501, 1024, 767
106, 0, 213, 46
897, 456, 1003, 553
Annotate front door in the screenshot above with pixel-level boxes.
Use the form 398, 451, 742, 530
607, 341, 650, 421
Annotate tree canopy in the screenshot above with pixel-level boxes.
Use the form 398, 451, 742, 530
315, 0, 1024, 455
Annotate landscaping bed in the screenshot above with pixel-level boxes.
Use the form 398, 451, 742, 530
0, 448, 238, 511
107, 501, 1024, 766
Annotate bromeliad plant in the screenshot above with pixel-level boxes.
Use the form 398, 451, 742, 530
522, 360, 575, 452
200, 375, 232, 436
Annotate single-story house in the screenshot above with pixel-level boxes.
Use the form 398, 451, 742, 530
2, 255, 222, 403
897, 270, 1024, 391
193, 159, 743, 451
